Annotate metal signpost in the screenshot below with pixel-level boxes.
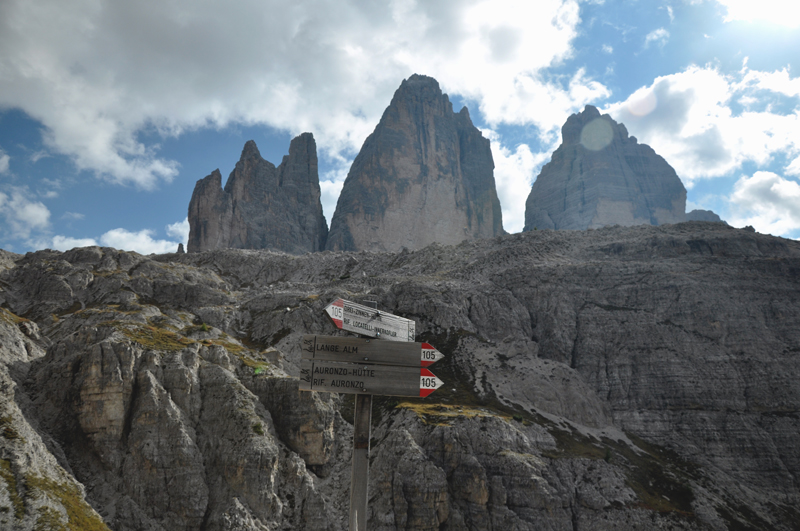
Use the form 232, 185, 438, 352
301, 299, 444, 531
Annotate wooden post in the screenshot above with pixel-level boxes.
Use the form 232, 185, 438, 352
349, 300, 377, 531
349, 392, 372, 531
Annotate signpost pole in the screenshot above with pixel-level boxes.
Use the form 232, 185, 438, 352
349, 300, 376, 531
350, 392, 372, 531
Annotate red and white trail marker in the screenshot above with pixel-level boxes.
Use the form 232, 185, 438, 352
419, 368, 444, 397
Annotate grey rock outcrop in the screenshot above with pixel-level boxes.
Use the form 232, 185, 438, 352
524, 105, 687, 231
1, 222, 799, 529
187, 134, 328, 254
686, 209, 724, 222
326, 74, 504, 252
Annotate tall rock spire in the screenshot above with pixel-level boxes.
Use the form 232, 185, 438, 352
524, 105, 687, 231
326, 74, 504, 252
187, 133, 328, 253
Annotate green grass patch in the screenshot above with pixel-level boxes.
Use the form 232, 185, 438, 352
0, 459, 24, 520
25, 475, 110, 531
394, 402, 509, 426
252, 423, 264, 436
34, 506, 68, 531
118, 324, 195, 352
0, 308, 29, 326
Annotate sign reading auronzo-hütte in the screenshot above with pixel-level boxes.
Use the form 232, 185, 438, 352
301, 334, 444, 367
325, 298, 415, 342
299, 359, 444, 397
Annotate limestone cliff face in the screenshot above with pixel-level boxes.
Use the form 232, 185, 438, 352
1, 223, 800, 530
524, 105, 687, 231
187, 134, 328, 254
326, 74, 504, 252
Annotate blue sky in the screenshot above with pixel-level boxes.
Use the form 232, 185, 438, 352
1, 0, 799, 254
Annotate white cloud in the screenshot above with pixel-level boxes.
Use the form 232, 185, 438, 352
61, 211, 85, 220
644, 28, 670, 49
786, 156, 800, 176
715, 0, 800, 28
741, 67, 800, 97
99, 228, 180, 254
482, 128, 550, 232
0, 187, 50, 239
51, 224, 185, 254
0, 149, 9, 174
166, 218, 189, 244
602, 44, 613, 54
320, 177, 346, 226
0, 0, 605, 189
728, 171, 800, 235
605, 65, 800, 186
52, 235, 98, 250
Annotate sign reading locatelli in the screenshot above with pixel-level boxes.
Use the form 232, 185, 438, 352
325, 298, 415, 342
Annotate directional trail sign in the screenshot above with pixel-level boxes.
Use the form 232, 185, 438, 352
325, 298, 415, 342
305, 298, 446, 531
299, 359, 444, 397
301, 334, 444, 367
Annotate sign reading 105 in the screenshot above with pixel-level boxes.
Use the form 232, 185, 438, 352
422, 349, 437, 361
421, 376, 438, 388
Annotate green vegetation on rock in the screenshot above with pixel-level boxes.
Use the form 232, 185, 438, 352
26, 475, 111, 531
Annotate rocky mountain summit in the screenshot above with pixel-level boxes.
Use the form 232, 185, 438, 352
686, 209, 724, 223
326, 74, 504, 252
524, 106, 691, 231
1, 222, 799, 530
187, 134, 328, 254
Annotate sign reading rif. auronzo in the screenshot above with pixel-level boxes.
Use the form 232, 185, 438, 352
299, 358, 443, 397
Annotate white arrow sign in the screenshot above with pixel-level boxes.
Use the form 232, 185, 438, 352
419, 368, 444, 397
324, 298, 415, 342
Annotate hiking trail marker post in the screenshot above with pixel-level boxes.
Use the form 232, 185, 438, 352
299, 298, 444, 531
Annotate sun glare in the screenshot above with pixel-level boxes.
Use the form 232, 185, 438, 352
717, 0, 800, 28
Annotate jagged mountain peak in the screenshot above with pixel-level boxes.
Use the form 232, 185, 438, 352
524, 106, 686, 231
187, 133, 327, 254
325, 74, 503, 252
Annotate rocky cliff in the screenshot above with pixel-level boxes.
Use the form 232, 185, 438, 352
524, 105, 687, 231
187, 134, 328, 254
686, 209, 724, 223
1, 221, 799, 529
326, 74, 504, 252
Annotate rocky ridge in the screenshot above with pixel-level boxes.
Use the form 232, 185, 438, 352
187, 134, 328, 254
686, 209, 724, 223
0, 222, 798, 529
326, 74, 504, 252
524, 105, 689, 231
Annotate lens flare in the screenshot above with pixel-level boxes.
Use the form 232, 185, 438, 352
627, 91, 657, 116
580, 118, 614, 151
